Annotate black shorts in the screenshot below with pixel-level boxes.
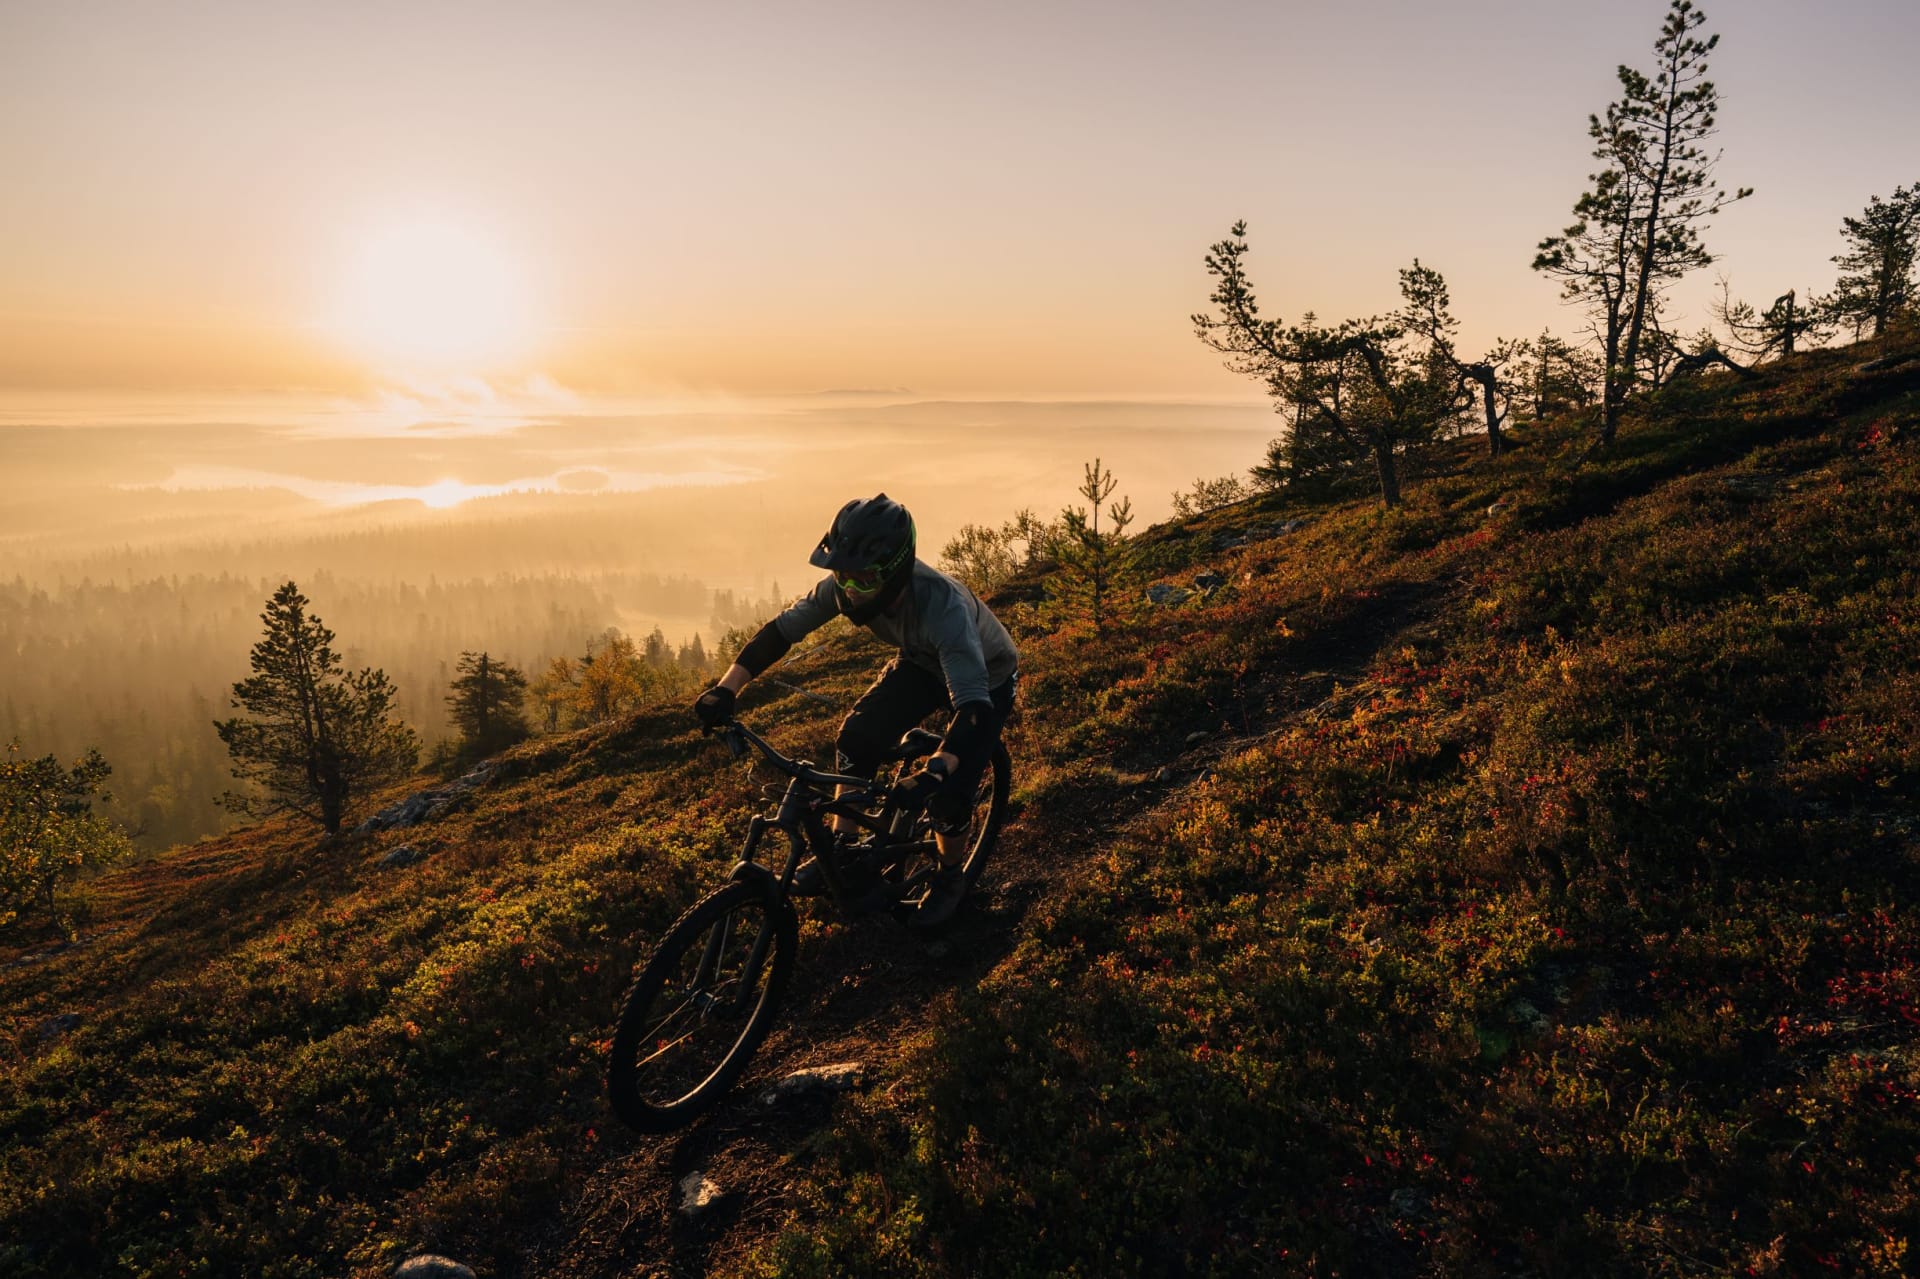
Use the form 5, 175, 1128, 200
835, 659, 1016, 826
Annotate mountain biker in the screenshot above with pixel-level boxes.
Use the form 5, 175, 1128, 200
691, 493, 1019, 926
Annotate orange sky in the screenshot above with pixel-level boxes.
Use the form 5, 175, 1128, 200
3, 0, 1916, 399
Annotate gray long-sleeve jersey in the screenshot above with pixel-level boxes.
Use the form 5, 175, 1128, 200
772, 562, 1019, 707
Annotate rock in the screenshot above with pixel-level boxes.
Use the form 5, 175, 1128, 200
1390, 1187, 1431, 1220
393, 1256, 475, 1279
377, 843, 427, 869
1855, 354, 1916, 373
761, 1061, 868, 1105
1486, 501, 1507, 516
678, 1171, 723, 1216
924, 940, 951, 960
1150, 765, 1172, 783
1719, 474, 1778, 497
356, 761, 499, 835
1184, 730, 1208, 746
1145, 583, 1192, 606
1509, 998, 1551, 1036
35, 1013, 81, 1040
1193, 572, 1227, 591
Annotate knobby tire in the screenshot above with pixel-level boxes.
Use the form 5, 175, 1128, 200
607, 879, 798, 1133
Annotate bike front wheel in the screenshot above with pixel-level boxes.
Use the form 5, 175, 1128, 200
607, 879, 798, 1132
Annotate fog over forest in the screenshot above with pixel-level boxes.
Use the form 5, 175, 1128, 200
0, 393, 1271, 848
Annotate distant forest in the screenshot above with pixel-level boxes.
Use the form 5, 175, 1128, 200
0, 567, 782, 851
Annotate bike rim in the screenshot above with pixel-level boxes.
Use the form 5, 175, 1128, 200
622, 898, 781, 1108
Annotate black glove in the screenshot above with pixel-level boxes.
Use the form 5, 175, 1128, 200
894, 757, 953, 807
693, 685, 736, 729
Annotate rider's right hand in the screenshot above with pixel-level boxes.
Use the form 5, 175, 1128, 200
692, 685, 736, 730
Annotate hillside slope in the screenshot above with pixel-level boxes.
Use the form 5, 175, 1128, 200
3, 335, 1918, 1278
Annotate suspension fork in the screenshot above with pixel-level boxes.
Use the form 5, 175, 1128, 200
697, 811, 795, 1009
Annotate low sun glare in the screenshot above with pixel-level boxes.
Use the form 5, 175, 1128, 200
323, 214, 536, 375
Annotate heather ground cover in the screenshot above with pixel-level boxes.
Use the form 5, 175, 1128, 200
2, 336, 1917, 1278
742, 341, 1920, 1277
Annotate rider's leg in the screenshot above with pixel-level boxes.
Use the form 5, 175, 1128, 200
925, 674, 1017, 865
832, 660, 947, 834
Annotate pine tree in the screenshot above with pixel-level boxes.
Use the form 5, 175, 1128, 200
1828, 185, 1920, 339
214, 582, 418, 836
445, 651, 531, 761
1053, 459, 1134, 635
1535, 0, 1747, 445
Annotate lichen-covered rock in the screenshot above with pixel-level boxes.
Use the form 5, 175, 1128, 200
760, 1061, 867, 1105
1146, 583, 1192, 606
393, 1255, 475, 1279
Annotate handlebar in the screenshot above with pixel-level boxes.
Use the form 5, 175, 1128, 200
712, 719, 872, 792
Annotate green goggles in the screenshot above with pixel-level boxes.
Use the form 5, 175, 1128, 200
834, 565, 887, 594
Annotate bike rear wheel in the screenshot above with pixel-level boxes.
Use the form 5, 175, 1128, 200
607, 879, 797, 1132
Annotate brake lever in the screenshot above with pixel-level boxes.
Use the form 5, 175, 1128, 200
721, 725, 747, 760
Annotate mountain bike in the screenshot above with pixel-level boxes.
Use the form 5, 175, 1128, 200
605, 717, 1011, 1133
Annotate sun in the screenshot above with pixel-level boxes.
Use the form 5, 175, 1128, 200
324, 213, 535, 374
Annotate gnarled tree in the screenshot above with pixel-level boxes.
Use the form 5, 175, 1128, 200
1196, 223, 1455, 507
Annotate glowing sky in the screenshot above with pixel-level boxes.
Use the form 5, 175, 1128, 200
3, 0, 1916, 397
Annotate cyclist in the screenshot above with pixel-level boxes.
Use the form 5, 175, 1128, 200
691, 493, 1019, 925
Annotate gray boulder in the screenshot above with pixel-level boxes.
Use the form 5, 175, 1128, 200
1146, 583, 1192, 606
377, 844, 428, 869
356, 762, 499, 835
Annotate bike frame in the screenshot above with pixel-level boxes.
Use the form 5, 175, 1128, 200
703, 720, 943, 998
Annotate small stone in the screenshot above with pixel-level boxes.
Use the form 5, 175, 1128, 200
393, 1256, 475, 1279
1275, 519, 1306, 534
378, 844, 426, 869
1150, 765, 1172, 783
678, 1171, 723, 1216
924, 940, 951, 960
1390, 1187, 1431, 1220
1509, 998, 1551, 1035
1486, 501, 1507, 516
1193, 572, 1227, 591
1184, 730, 1208, 745
36, 1013, 82, 1039
761, 1062, 868, 1105
1145, 583, 1192, 606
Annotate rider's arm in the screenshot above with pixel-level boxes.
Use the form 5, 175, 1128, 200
720, 577, 843, 695
926, 593, 995, 773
